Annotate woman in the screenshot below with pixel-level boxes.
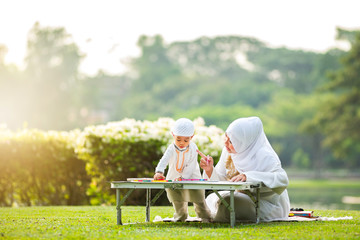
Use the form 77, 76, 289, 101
199, 116, 290, 222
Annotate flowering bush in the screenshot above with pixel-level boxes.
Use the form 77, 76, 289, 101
76, 117, 224, 205
192, 117, 225, 157
0, 117, 224, 206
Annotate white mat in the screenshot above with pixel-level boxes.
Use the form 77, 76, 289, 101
153, 216, 204, 222
153, 215, 353, 223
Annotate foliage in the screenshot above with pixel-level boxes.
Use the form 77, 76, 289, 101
75, 72, 131, 125
0, 117, 224, 206
0, 22, 84, 130
310, 31, 360, 167
1, 23, 359, 173
0, 128, 90, 206
117, 34, 343, 123
112, 33, 346, 169
259, 90, 334, 168
0, 206, 358, 239
173, 104, 261, 130
291, 148, 310, 169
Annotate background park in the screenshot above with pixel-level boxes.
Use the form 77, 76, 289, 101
1, 0, 360, 239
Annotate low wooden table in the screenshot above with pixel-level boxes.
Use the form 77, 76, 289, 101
111, 180, 262, 227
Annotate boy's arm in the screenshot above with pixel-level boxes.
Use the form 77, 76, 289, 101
154, 144, 173, 177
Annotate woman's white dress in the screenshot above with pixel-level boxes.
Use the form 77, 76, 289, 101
203, 117, 290, 222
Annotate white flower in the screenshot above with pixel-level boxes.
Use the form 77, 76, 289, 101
77, 117, 225, 159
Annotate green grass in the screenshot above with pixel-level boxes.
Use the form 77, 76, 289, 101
0, 206, 359, 239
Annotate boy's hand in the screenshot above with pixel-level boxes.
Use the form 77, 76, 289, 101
197, 149, 213, 172
154, 172, 165, 180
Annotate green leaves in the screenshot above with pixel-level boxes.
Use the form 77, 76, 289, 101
0, 129, 89, 206
313, 31, 360, 167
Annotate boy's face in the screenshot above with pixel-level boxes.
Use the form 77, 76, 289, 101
172, 134, 193, 149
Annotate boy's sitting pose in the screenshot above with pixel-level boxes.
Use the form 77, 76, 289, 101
154, 118, 211, 222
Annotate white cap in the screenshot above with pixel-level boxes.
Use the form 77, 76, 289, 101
172, 118, 194, 137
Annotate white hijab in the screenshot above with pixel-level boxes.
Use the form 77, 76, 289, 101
226, 117, 282, 174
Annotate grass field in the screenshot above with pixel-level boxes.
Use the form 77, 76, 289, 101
0, 206, 359, 239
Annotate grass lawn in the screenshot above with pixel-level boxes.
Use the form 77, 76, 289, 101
0, 206, 359, 239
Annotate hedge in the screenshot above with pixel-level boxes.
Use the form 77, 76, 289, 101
0, 118, 224, 206
0, 128, 89, 206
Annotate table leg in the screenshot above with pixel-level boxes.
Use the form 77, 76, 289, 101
116, 188, 135, 225
256, 187, 260, 223
213, 190, 235, 228
230, 190, 235, 228
146, 188, 151, 222
116, 189, 122, 225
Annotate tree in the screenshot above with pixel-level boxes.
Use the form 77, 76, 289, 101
24, 22, 83, 130
0, 45, 27, 129
129, 35, 181, 92
311, 29, 360, 167
115, 35, 182, 119
260, 90, 332, 169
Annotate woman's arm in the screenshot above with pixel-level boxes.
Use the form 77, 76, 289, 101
200, 147, 228, 181
198, 149, 214, 177
243, 155, 289, 194
245, 169, 288, 193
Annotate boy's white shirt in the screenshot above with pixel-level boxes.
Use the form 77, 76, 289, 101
155, 142, 202, 180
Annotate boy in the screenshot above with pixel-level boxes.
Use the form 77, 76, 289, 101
154, 118, 211, 222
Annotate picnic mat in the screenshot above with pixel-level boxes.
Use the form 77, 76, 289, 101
153, 216, 204, 222
152, 215, 353, 223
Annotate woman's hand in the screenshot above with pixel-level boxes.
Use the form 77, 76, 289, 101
197, 150, 213, 172
230, 173, 247, 182
154, 172, 165, 180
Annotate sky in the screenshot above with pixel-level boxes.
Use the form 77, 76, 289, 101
1, 0, 359, 76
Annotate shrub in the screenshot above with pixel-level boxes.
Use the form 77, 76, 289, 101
76, 117, 224, 205
0, 118, 224, 206
0, 127, 90, 206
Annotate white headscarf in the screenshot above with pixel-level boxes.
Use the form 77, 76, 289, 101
226, 117, 282, 174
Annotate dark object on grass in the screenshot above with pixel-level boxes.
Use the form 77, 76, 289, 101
290, 208, 304, 211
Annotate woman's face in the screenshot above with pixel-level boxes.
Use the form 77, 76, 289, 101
224, 133, 237, 154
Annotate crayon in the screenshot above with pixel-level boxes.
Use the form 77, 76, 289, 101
176, 179, 208, 181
